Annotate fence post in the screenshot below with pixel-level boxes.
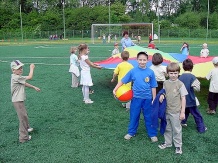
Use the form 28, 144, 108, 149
210, 29, 211, 38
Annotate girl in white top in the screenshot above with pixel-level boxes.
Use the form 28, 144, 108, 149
78, 44, 102, 104
150, 53, 167, 93
69, 46, 79, 87
200, 43, 209, 58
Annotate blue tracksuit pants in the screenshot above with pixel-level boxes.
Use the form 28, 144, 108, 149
181, 106, 206, 133
128, 97, 157, 137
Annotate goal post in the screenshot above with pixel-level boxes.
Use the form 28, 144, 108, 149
91, 23, 153, 44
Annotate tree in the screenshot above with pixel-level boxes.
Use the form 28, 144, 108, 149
175, 12, 201, 29
110, 1, 132, 23
41, 10, 62, 31
0, 1, 19, 30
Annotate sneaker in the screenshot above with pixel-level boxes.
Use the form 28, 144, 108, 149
20, 135, 31, 143
28, 127, 33, 132
181, 123, 187, 127
199, 127, 208, 133
125, 108, 130, 112
151, 136, 158, 142
71, 85, 78, 88
122, 103, 126, 108
85, 99, 94, 104
207, 110, 216, 114
210, 110, 216, 114
158, 143, 172, 149
175, 147, 182, 154
124, 134, 135, 140
89, 90, 94, 94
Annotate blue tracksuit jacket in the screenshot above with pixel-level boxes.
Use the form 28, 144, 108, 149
151, 89, 167, 135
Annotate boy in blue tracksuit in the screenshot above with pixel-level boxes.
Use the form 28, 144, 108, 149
113, 51, 158, 142
179, 59, 207, 133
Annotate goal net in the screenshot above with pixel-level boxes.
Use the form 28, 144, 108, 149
91, 23, 153, 44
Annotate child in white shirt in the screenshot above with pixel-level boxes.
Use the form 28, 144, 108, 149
200, 43, 209, 58
206, 57, 218, 114
69, 46, 79, 87
111, 43, 120, 56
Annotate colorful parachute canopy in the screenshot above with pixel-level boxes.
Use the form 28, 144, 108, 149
95, 45, 216, 78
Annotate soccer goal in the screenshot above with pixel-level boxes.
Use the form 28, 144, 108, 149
91, 23, 153, 44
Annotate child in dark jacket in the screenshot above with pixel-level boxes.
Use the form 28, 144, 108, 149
179, 59, 207, 133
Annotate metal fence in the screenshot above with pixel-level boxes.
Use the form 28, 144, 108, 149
0, 28, 218, 40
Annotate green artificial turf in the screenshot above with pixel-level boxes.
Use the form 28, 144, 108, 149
0, 40, 218, 163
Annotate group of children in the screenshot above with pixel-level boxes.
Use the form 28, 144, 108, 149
180, 42, 210, 57
110, 35, 210, 58
10, 42, 217, 152
112, 50, 218, 155
10, 44, 102, 143
69, 44, 102, 104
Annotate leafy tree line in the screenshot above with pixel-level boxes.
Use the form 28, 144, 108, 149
0, 0, 217, 33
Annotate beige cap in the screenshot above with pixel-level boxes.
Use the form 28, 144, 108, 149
11, 60, 24, 69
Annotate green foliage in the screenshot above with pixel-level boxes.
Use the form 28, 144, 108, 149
210, 29, 218, 38
111, 1, 132, 23
209, 0, 218, 13
6, 13, 22, 30
25, 11, 42, 30
175, 12, 201, 29
41, 10, 62, 31
159, 20, 171, 29
66, 2, 131, 30
209, 12, 218, 29
66, 7, 99, 30
148, 11, 158, 22
1, 0, 218, 35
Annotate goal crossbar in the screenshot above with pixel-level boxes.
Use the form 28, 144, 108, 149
91, 23, 153, 44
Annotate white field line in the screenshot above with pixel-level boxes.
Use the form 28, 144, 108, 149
34, 45, 113, 48
0, 55, 107, 66
0, 56, 107, 59
0, 59, 68, 66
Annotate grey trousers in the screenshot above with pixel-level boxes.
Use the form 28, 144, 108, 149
164, 112, 182, 147
13, 101, 29, 142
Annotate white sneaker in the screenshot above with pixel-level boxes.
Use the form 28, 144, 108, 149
124, 134, 134, 140
20, 135, 31, 143
181, 123, 187, 127
158, 143, 172, 149
85, 99, 94, 104
175, 147, 182, 154
28, 127, 34, 132
151, 136, 158, 142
